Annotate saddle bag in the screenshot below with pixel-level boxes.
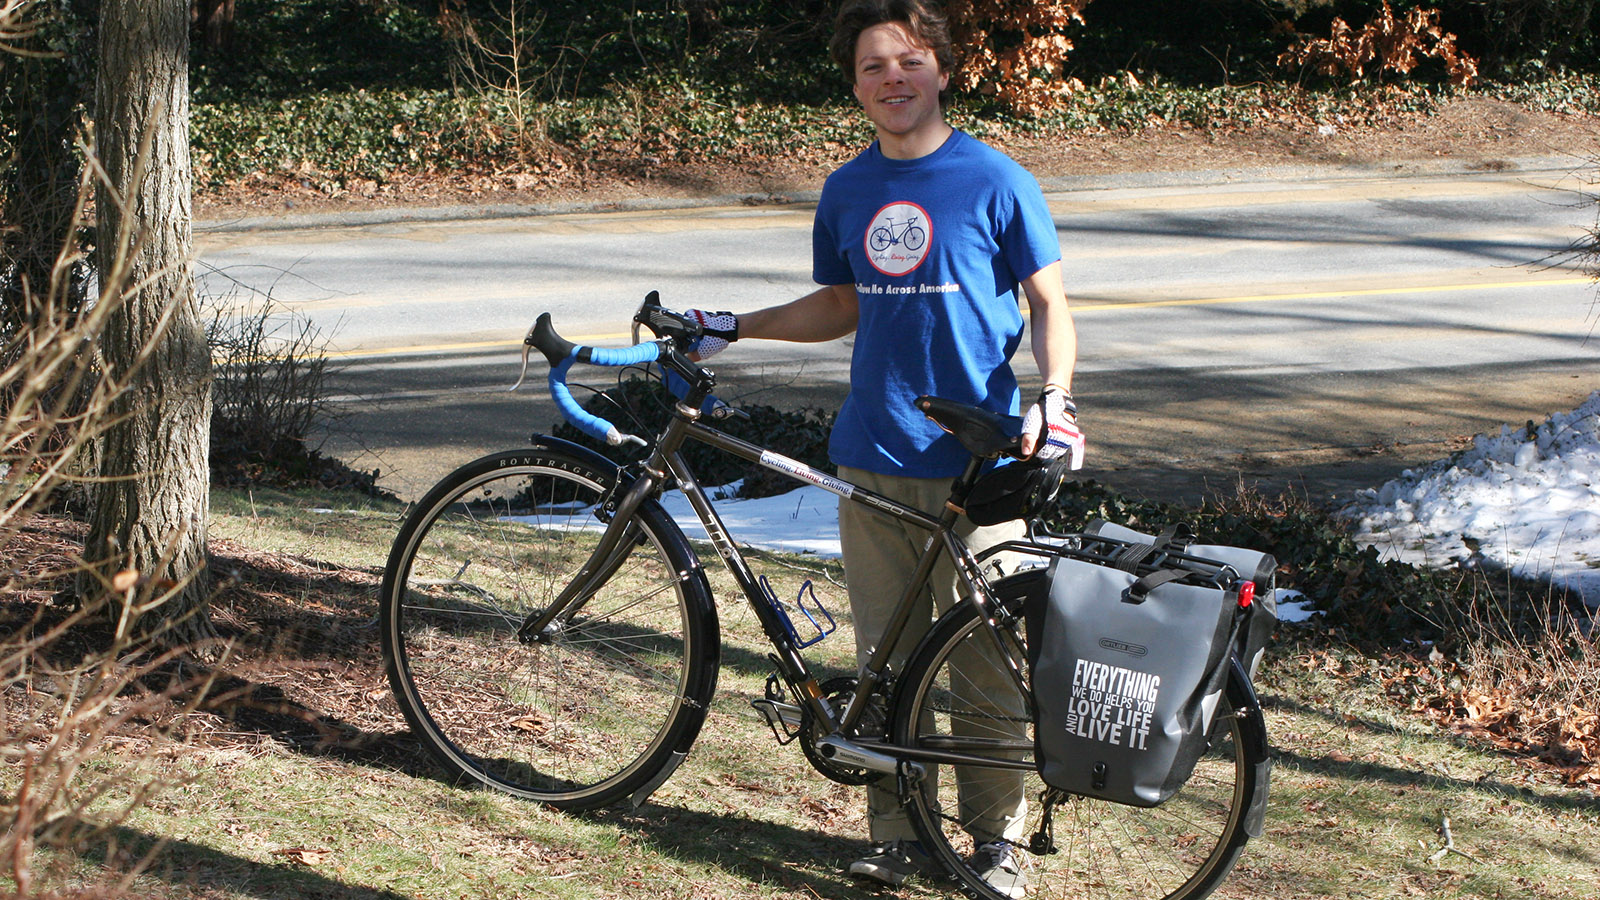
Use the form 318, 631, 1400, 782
1024, 522, 1277, 807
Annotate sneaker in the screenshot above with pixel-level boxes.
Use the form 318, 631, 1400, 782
969, 841, 1028, 899
848, 840, 932, 887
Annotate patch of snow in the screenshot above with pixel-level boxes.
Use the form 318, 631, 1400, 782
1340, 391, 1600, 605
1274, 589, 1317, 623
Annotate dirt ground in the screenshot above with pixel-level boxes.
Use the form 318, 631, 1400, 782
194, 97, 1600, 223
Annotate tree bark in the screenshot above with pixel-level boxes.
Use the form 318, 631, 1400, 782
88, 0, 214, 646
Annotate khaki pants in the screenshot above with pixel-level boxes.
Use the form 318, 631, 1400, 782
837, 466, 1029, 845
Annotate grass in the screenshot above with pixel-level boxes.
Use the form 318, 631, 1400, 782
1246, 640, 1600, 898
4, 484, 1598, 899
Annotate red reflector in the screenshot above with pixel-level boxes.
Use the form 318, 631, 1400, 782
1237, 581, 1256, 609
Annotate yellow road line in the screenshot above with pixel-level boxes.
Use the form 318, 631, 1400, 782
325, 276, 1592, 359
1068, 276, 1593, 312
1044, 172, 1570, 216
322, 332, 634, 360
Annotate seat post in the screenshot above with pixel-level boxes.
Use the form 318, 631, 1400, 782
942, 454, 990, 526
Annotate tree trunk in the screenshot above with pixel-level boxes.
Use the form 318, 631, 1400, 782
88, 0, 214, 646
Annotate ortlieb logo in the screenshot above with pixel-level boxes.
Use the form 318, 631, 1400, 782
1099, 638, 1148, 658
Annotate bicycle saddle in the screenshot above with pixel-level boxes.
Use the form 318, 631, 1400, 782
915, 396, 1024, 459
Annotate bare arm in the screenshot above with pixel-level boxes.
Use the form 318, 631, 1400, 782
1019, 260, 1078, 456
737, 283, 859, 343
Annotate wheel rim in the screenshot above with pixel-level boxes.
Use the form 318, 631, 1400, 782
389, 465, 697, 803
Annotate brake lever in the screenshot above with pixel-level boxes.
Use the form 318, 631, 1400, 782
508, 321, 538, 391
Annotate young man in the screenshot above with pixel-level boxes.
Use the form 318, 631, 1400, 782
680, 1, 1083, 893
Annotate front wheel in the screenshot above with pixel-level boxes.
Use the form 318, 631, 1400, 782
893, 572, 1268, 900
380, 447, 719, 810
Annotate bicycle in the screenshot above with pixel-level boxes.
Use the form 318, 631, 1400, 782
869, 216, 927, 253
379, 294, 1271, 900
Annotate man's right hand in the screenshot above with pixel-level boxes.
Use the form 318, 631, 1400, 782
680, 309, 739, 360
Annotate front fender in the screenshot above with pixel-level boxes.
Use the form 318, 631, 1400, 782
527, 432, 630, 478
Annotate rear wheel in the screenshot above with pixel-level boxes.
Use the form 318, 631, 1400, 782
380, 448, 719, 810
893, 573, 1268, 900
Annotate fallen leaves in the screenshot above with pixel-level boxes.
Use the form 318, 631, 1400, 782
273, 846, 333, 866
1295, 643, 1600, 791
1412, 666, 1598, 790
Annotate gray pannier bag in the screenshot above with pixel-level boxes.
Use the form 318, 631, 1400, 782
1086, 520, 1280, 681
1023, 521, 1277, 807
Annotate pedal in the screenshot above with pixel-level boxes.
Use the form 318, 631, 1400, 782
752, 672, 804, 745
751, 698, 804, 744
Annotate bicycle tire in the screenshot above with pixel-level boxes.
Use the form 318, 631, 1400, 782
870, 226, 893, 252
381, 446, 720, 810
904, 226, 927, 251
892, 571, 1268, 900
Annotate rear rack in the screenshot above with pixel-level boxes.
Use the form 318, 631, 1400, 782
982, 529, 1245, 591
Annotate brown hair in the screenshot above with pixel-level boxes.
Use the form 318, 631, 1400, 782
828, 0, 957, 81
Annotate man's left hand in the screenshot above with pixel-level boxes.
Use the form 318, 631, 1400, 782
1021, 386, 1085, 469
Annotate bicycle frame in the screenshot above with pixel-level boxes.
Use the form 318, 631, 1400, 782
518, 388, 1034, 776
387, 309, 1270, 900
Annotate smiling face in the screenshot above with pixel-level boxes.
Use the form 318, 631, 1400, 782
851, 21, 951, 160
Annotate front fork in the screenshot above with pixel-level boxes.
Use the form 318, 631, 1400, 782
515, 452, 667, 644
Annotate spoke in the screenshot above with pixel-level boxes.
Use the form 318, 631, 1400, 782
1112, 801, 1183, 893
401, 599, 521, 625
1134, 789, 1229, 845
546, 634, 685, 687
571, 577, 688, 628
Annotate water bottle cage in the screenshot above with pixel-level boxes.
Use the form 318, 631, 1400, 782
759, 575, 837, 648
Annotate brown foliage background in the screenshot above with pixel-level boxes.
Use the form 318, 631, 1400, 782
1279, 1, 1480, 86
947, 0, 1093, 116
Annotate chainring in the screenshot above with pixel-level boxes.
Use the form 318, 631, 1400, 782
799, 676, 890, 786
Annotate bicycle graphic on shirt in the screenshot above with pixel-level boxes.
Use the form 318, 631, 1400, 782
869, 216, 927, 253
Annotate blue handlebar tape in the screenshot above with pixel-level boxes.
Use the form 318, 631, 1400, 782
587, 342, 663, 367
548, 343, 662, 445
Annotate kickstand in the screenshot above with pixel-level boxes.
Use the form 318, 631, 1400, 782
1029, 789, 1064, 856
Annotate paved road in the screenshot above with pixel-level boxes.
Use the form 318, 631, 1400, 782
196, 159, 1600, 503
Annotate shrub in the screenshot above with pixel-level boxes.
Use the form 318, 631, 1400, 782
203, 290, 385, 496
1278, 1, 1480, 86
947, 0, 1094, 116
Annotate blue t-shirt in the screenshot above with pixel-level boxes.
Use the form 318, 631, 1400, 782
813, 130, 1062, 477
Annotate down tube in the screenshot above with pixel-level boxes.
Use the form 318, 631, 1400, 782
660, 441, 836, 718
